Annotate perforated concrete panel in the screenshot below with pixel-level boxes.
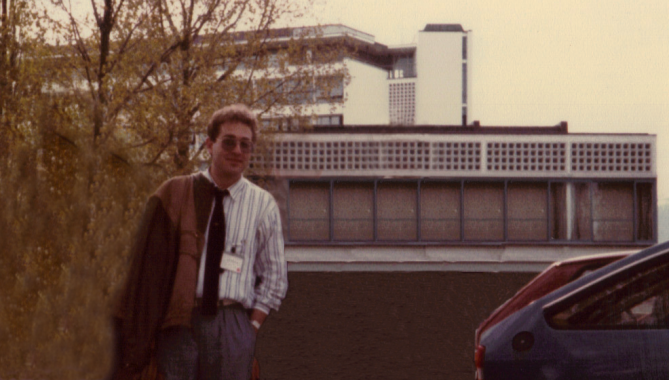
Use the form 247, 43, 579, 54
250, 133, 655, 179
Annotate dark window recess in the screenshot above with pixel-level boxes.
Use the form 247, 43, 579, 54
550, 182, 568, 240
333, 182, 374, 241
316, 114, 343, 126
462, 63, 467, 104
377, 182, 417, 241
593, 182, 634, 242
636, 183, 654, 241
257, 75, 343, 106
315, 75, 344, 103
289, 182, 330, 241
262, 116, 310, 131
463, 182, 504, 241
568, 182, 594, 241
286, 179, 655, 244
420, 182, 461, 241
389, 54, 416, 79
508, 182, 547, 241
550, 182, 592, 241
463, 36, 468, 60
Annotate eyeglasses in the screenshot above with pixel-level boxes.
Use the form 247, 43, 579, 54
220, 137, 254, 154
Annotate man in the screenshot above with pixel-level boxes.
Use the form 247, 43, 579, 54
111, 104, 287, 380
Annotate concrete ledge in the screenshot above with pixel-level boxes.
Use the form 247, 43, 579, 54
286, 245, 640, 272
288, 261, 550, 272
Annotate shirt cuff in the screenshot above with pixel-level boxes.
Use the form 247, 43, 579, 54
253, 303, 271, 315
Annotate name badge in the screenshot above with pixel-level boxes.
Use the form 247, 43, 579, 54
220, 253, 243, 273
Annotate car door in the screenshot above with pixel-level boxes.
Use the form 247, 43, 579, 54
637, 288, 669, 378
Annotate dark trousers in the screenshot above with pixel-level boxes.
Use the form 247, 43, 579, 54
156, 305, 256, 380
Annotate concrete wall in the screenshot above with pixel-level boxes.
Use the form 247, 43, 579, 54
343, 59, 390, 125
254, 271, 537, 380
415, 31, 464, 125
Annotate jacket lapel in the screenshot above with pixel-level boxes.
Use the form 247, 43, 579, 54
193, 172, 215, 237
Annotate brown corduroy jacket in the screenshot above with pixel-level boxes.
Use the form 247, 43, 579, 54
112, 173, 216, 377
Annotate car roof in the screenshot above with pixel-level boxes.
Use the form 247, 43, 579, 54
554, 251, 637, 266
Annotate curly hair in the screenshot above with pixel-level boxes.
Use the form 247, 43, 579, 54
206, 104, 258, 142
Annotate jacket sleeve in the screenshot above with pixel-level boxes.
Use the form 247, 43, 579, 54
112, 195, 180, 375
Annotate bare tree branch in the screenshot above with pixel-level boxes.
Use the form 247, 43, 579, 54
90, 0, 102, 26
159, 0, 179, 36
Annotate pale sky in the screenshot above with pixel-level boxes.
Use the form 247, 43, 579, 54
64, 0, 669, 201
308, 0, 669, 202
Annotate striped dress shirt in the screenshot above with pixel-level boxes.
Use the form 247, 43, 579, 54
196, 171, 287, 314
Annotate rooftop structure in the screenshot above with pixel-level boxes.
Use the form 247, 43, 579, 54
256, 23, 470, 127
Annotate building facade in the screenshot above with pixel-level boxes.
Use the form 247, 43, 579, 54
254, 123, 657, 269
242, 24, 658, 380
258, 24, 470, 128
250, 122, 656, 380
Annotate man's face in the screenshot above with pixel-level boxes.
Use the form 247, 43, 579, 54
206, 121, 254, 182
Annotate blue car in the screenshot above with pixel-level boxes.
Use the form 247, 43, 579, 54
478, 241, 669, 380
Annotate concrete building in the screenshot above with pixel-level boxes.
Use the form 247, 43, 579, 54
250, 122, 657, 380
242, 24, 658, 380
256, 122, 657, 267
258, 24, 470, 128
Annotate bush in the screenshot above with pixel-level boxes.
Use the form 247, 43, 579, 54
0, 121, 165, 379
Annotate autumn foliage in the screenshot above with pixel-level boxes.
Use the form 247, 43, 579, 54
1, 0, 345, 378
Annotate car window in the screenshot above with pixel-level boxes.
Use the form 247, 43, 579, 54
548, 259, 669, 329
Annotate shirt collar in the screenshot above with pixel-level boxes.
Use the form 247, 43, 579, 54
202, 169, 247, 201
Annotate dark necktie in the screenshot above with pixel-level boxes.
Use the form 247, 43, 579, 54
202, 188, 228, 316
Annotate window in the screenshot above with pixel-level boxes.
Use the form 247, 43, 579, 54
333, 182, 374, 241
420, 182, 461, 241
550, 182, 568, 240
464, 182, 504, 241
261, 116, 310, 131
636, 182, 654, 241
315, 75, 344, 103
285, 179, 655, 244
256, 75, 342, 107
548, 258, 669, 329
462, 63, 467, 104
462, 36, 468, 60
289, 182, 330, 241
391, 54, 416, 78
377, 182, 417, 241
284, 78, 314, 104
508, 182, 547, 241
316, 114, 343, 126
551, 181, 652, 242
550, 182, 592, 241
572, 182, 593, 240
593, 182, 634, 242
